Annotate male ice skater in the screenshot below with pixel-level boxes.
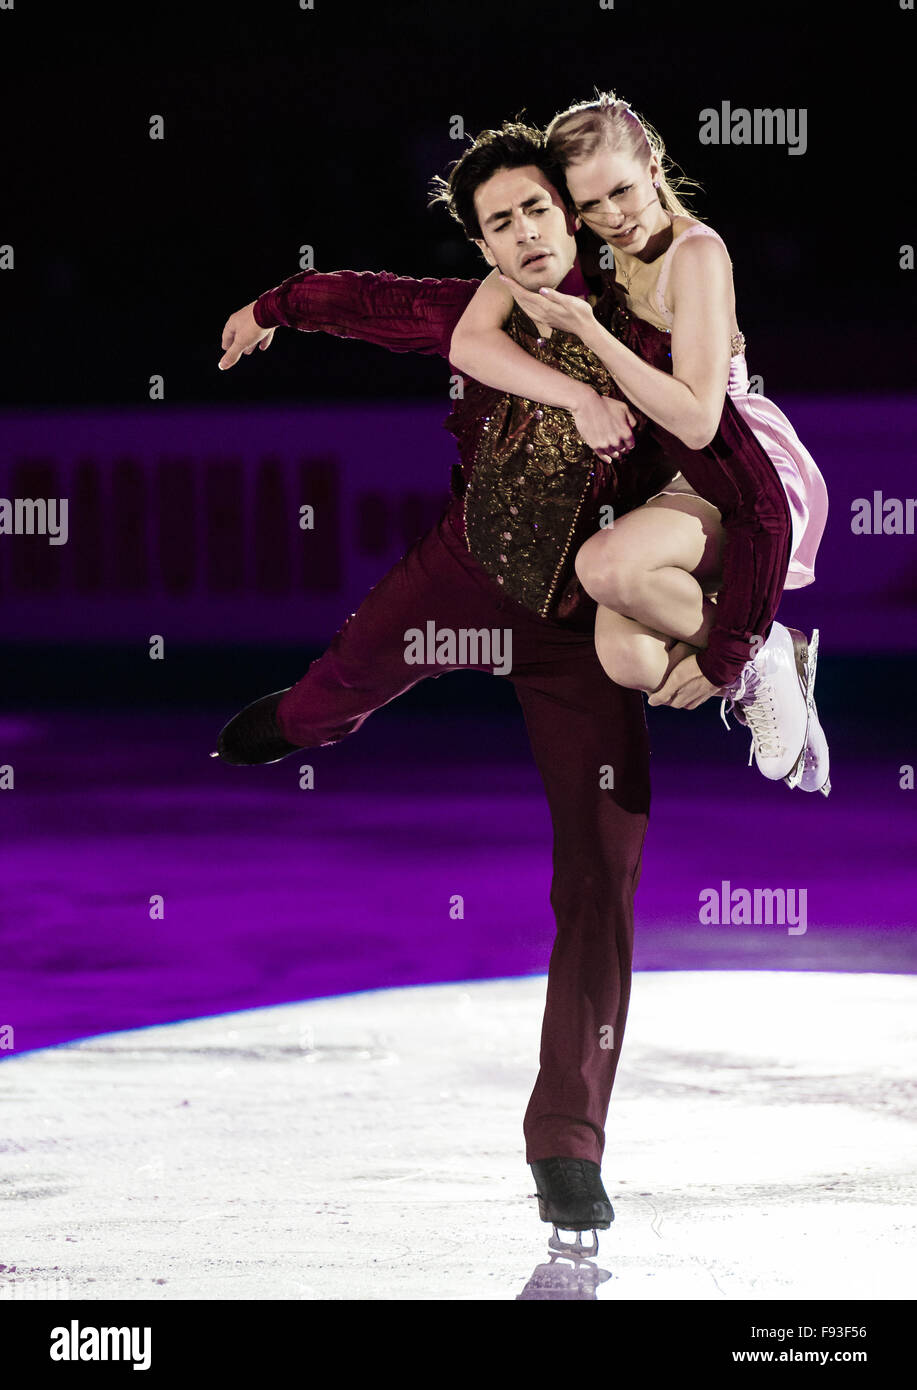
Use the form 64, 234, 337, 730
214, 124, 795, 1253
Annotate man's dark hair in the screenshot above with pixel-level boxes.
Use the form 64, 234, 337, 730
429, 120, 563, 241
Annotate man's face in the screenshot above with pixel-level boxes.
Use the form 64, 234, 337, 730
472, 165, 578, 288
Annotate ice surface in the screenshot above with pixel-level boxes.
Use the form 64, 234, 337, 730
0, 971, 915, 1300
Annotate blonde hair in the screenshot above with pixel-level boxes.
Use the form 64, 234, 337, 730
546, 91, 705, 222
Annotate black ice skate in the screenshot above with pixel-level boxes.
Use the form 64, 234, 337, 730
530, 1157, 614, 1259
212, 688, 301, 765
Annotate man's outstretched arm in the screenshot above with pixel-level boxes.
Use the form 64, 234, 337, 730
219, 265, 646, 458
219, 268, 480, 369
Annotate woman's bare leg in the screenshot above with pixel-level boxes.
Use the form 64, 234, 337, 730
593, 607, 702, 692
577, 495, 724, 693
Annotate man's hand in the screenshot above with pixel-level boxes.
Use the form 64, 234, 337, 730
571, 388, 636, 461
219, 301, 276, 371
647, 654, 720, 709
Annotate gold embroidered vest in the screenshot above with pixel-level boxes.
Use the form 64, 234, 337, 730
462, 307, 633, 617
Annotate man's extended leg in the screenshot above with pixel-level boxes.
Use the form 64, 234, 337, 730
221, 508, 542, 759
221, 516, 501, 755
511, 636, 651, 1167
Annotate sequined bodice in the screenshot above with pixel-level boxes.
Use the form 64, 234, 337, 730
613, 219, 746, 360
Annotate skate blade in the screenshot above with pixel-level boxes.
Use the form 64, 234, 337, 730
783, 627, 825, 792
785, 757, 831, 796
548, 1226, 599, 1259
784, 743, 807, 790
783, 631, 822, 795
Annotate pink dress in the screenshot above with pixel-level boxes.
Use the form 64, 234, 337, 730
637, 223, 828, 590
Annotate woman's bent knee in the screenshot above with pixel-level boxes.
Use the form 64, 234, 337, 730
576, 534, 645, 610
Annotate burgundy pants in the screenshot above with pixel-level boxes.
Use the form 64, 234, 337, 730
276, 508, 651, 1165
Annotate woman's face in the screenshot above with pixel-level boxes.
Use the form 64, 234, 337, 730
564, 146, 666, 253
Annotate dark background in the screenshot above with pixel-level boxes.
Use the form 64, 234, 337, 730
1, 0, 914, 1065
1, 0, 912, 406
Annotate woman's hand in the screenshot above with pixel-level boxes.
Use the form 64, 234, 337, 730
498, 275, 597, 339
647, 654, 720, 709
571, 390, 637, 459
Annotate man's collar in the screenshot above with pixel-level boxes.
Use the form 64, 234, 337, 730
557, 260, 589, 298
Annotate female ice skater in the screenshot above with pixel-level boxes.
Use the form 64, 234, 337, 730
449, 92, 830, 794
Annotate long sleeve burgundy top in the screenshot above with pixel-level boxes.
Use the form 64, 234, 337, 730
251, 268, 791, 687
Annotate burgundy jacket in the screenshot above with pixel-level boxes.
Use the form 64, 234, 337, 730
252, 268, 791, 687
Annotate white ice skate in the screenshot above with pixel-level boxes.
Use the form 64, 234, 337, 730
719, 620, 809, 782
